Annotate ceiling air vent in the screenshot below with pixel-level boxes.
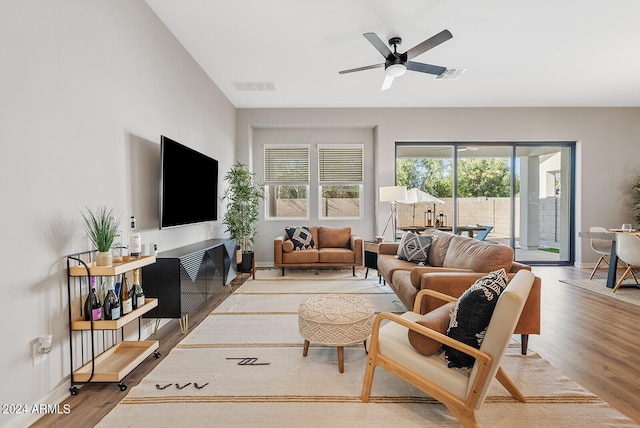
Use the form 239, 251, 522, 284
233, 81, 276, 91
434, 68, 466, 80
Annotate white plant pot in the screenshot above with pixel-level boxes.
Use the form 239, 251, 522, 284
95, 251, 113, 267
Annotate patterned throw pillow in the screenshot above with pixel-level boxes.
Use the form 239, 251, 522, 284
444, 268, 509, 368
285, 226, 316, 250
396, 232, 433, 264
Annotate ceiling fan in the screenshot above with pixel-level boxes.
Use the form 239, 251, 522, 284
339, 29, 453, 90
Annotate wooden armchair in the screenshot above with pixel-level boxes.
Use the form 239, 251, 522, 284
361, 270, 535, 428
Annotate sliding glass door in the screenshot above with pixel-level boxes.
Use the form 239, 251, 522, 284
395, 142, 575, 265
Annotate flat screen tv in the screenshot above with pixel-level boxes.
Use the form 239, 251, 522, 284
160, 135, 218, 229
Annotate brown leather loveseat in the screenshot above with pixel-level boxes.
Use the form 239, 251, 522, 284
274, 226, 363, 275
377, 229, 540, 354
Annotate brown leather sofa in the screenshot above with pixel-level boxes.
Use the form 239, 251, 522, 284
274, 226, 363, 275
377, 229, 541, 354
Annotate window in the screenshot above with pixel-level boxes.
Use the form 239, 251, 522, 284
264, 145, 309, 219
318, 145, 363, 219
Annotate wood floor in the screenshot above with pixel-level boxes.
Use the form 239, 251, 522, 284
32, 267, 640, 427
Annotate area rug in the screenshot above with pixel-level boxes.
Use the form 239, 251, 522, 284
559, 278, 640, 307
96, 273, 637, 427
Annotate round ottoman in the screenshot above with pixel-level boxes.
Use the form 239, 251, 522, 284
298, 294, 375, 373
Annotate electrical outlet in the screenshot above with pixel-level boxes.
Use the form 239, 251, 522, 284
32, 342, 47, 366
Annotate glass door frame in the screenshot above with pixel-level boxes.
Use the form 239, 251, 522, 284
395, 141, 576, 266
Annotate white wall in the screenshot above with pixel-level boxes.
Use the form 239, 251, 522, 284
0, 1, 235, 426
237, 107, 640, 267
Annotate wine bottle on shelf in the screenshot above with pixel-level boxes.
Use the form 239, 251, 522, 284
103, 277, 120, 320
132, 268, 145, 309
129, 216, 141, 260
84, 276, 102, 321
120, 274, 133, 315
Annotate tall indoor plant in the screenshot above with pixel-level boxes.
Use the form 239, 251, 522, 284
633, 175, 640, 227
222, 162, 265, 271
81, 205, 120, 266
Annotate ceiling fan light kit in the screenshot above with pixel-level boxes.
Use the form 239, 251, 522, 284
339, 29, 453, 90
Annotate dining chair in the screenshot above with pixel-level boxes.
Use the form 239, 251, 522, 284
588, 226, 615, 280
361, 270, 535, 428
613, 233, 640, 292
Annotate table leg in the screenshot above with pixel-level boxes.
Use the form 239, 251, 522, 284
303, 340, 310, 357
606, 245, 618, 288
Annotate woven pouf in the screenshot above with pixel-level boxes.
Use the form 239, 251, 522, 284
298, 294, 375, 373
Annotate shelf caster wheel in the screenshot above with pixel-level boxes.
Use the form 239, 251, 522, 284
118, 382, 127, 391
70, 386, 79, 395
154, 351, 161, 358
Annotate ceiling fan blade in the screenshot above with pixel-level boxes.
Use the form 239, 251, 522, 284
338, 63, 384, 74
363, 32, 393, 59
405, 29, 453, 61
406, 61, 447, 76
381, 74, 394, 91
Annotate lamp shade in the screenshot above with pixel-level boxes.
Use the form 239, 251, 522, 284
379, 186, 407, 202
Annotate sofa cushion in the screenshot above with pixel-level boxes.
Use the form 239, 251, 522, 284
443, 235, 513, 272
396, 232, 433, 264
286, 226, 316, 250
444, 268, 509, 368
421, 229, 456, 267
318, 248, 355, 263
408, 302, 457, 355
318, 226, 351, 249
282, 249, 319, 264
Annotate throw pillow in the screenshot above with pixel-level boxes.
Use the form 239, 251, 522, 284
285, 226, 316, 250
396, 232, 433, 264
408, 302, 457, 355
444, 268, 509, 368
282, 240, 294, 253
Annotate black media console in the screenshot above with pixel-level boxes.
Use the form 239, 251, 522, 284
141, 239, 236, 325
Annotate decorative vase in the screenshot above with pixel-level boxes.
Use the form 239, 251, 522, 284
95, 251, 113, 267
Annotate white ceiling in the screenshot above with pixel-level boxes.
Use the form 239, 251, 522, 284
145, 0, 640, 108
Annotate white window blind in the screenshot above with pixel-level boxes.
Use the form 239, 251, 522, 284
264, 146, 309, 183
318, 145, 364, 183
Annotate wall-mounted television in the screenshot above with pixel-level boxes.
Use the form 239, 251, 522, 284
160, 135, 218, 229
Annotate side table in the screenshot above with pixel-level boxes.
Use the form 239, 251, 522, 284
364, 240, 381, 282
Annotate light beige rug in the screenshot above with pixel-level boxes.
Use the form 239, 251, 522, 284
97, 274, 637, 427
559, 278, 640, 306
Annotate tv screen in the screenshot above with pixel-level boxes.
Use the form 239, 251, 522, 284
160, 136, 218, 229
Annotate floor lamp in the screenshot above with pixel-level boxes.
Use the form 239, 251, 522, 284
379, 186, 407, 242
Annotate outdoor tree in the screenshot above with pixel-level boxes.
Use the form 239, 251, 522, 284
456, 158, 513, 197
396, 158, 453, 197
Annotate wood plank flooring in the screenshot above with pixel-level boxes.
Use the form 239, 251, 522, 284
31, 267, 640, 427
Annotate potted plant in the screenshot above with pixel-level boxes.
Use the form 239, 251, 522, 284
81, 205, 120, 266
633, 176, 640, 227
222, 162, 265, 272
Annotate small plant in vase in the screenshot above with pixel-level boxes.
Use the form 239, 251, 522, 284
81, 206, 121, 266
222, 162, 265, 272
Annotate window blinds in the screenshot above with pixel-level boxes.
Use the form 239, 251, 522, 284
318, 146, 364, 183
264, 146, 309, 183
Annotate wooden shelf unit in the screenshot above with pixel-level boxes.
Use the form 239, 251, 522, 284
72, 340, 159, 383
68, 255, 156, 277
66, 251, 160, 394
70, 298, 157, 330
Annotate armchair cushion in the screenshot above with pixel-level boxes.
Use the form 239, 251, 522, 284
408, 301, 457, 355
396, 232, 433, 264
286, 226, 316, 250
445, 268, 508, 368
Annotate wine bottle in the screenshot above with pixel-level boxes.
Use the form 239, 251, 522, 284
132, 268, 145, 309
129, 216, 141, 260
120, 274, 133, 315
84, 276, 102, 321
103, 277, 120, 320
